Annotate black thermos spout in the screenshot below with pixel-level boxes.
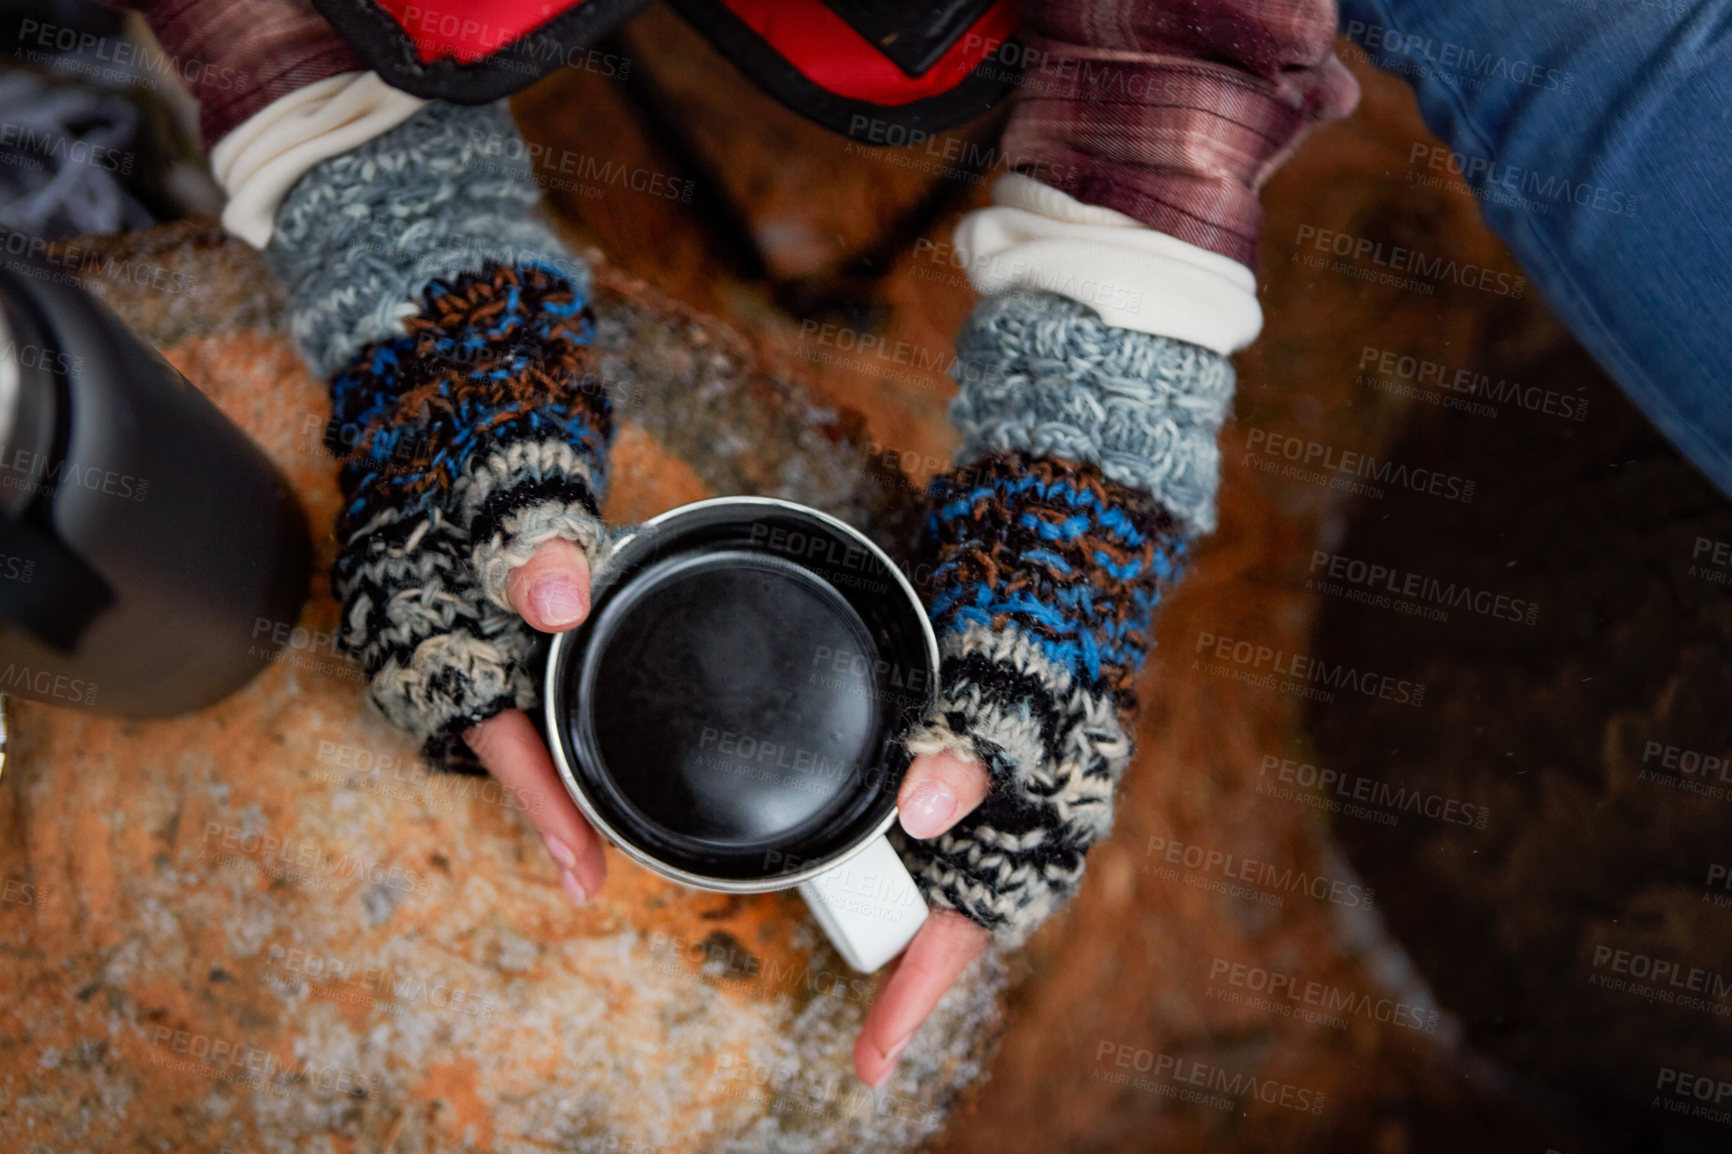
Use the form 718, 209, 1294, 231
0, 260, 311, 717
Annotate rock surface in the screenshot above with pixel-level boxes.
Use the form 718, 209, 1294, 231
0, 223, 1004, 1154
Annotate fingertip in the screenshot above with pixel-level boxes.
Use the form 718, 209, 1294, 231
852, 912, 989, 1086
570, 827, 607, 898
898, 776, 957, 840
854, 1030, 910, 1089
853, 1031, 883, 1087
898, 751, 991, 840
465, 709, 607, 895
507, 539, 593, 632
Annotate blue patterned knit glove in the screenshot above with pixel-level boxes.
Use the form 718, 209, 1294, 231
263, 101, 613, 761
893, 291, 1234, 947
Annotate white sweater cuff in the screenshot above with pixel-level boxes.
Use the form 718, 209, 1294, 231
952, 173, 1264, 355
211, 72, 426, 250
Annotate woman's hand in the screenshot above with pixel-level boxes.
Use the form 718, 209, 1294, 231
464, 539, 606, 903
466, 538, 994, 1088
853, 749, 992, 1088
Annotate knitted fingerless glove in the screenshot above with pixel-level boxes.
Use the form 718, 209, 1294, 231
263, 101, 612, 760
894, 290, 1234, 947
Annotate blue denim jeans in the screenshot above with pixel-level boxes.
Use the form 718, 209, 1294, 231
1339, 0, 1732, 498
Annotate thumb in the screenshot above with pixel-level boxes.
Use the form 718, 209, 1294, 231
898, 750, 991, 840
505, 538, 593, 633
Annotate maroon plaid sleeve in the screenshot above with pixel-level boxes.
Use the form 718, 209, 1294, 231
118, 0, 363, 149
1004, 0, 1359, 268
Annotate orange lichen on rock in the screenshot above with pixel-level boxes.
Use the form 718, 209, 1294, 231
415, 1058, 495, 1148
0, 224, 997, 1154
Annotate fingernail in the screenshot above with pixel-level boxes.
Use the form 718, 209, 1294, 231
560, 869, 588, 905
528, 574, 586, 628
899, 780, 957, 839
871, 1035, 913, 1089
542, 833, 577, 870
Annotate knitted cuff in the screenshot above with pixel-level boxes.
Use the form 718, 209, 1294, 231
948, 290, 1234, 535
897, 453, 1190, 947
255, 96, 613, 754
326, 261, 612, 753
897, 293, 1233, 947
264, 99, 587, 378
331, 510, 541, 750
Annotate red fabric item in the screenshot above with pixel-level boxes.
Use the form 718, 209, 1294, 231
374, 0, 577, 64
719, 0, 1018, 105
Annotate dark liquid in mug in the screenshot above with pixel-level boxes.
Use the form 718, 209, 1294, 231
583, 551, 882, 857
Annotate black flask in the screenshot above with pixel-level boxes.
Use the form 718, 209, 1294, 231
0, 260, 310, 716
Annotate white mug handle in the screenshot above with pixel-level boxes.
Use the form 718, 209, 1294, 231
797, 835, 929, 973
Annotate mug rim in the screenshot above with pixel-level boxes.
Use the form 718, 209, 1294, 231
542, 495, 939, 895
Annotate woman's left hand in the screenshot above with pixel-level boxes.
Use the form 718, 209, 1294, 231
852, 750, 993, 1088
